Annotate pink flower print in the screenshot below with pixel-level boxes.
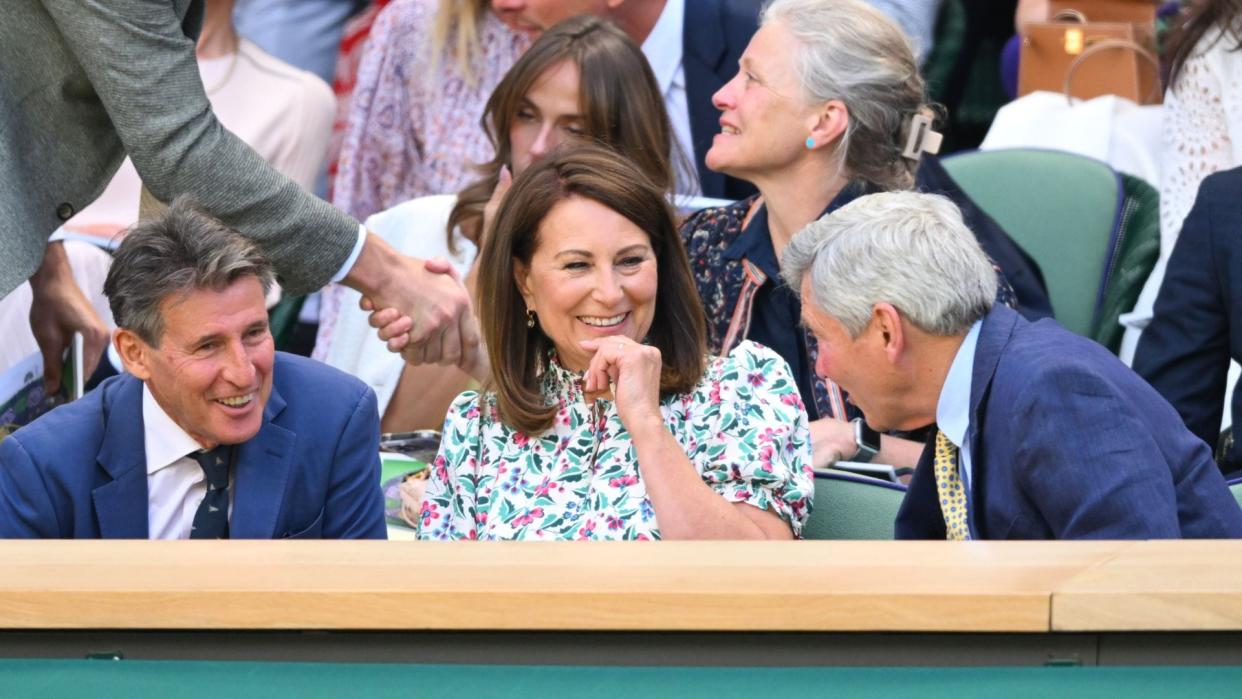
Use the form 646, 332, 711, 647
465, 405, 481, 420
709, 384, 723, 405
513, 432, 530, 448
606, 515, 625, 530
535, 477, 552, 497
608, 474, 639, 488
577, 519, 597, 540
513, 507, 545, 527
758, 444, 775, 468
747, 371, 765, 387
419, 502, 441, 527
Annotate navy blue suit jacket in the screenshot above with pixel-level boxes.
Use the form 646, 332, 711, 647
684, 0, 760, 201
896, 305, 1242, 539
1134, 166, 1242, 475
0, 353, 386, 539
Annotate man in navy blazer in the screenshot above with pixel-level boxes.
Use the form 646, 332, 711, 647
489, 0, 759, 200
782, 191, 1242, 539
1134, 166, 1242, 477
0, 200, 386, 539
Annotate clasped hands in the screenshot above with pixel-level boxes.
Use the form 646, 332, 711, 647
361, 254, 483, 376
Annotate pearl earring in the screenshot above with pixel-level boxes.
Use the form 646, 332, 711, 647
526, 309, 536, 328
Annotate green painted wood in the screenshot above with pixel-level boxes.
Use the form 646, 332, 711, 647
3, 660, 1241, 699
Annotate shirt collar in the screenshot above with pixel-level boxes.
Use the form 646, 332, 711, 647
935, 319, 982, 449
142, 383, 205, 476
640, 0, 685, 94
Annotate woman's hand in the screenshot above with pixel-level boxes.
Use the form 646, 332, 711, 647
579, 336, 663, 433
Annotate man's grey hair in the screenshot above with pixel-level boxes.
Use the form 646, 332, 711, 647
761, 0, 927, 191
104, 196, 274, 346
781, 191, 997, 338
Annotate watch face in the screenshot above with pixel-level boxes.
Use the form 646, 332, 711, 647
858, 420, 881, 451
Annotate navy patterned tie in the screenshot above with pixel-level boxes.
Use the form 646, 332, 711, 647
190, 446, 231, 539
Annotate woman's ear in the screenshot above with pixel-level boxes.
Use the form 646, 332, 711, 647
513, 260, 535, 309
805, 99, 849, 151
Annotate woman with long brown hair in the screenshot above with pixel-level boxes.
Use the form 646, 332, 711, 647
321, 15, 676, 432
417, 146, 812, 540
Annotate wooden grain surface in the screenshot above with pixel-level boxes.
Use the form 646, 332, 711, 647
1052, 540, 1242, 631
0, 540, 1129, 632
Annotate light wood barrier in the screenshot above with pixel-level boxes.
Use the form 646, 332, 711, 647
1, 540, 1241, 665
0, 540, 1121, 632
1052, 540, 1242, 631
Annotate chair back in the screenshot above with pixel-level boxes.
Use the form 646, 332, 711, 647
1228, 477, 1242, 512
803, 470, 907, 540
1091, 172, 1160, 353
942, 148, 1121, 338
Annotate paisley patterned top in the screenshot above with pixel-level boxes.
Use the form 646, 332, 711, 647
681, 192, 1021, 421
417, 341, 814, 540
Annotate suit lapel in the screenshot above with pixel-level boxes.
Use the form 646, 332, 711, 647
93, 376, 151, 539
231, 384, 294, 539
682, 0, 727, 197
966, 306, 1021, 537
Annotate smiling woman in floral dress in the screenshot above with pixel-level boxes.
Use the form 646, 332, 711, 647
416, 145, 813, 541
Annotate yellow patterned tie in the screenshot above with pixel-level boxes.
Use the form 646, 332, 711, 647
934, 430, 971, 541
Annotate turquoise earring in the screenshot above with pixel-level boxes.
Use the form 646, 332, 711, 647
805, 137, 815, 149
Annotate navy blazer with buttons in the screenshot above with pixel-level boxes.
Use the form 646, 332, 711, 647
1134, 166, 1242, 476
0, 352, 386, 539
895, 305, 1242, 540
684, 0, 761, 201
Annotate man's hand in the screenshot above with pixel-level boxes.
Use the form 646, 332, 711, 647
343, 234, 478, 365
28, 242, 109, 394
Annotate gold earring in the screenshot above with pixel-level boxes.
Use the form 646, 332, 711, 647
526, 309, 536, 328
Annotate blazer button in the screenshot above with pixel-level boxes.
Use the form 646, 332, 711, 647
56, 202, 75, 221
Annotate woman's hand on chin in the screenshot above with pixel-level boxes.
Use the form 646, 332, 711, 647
579, 337, 664, 434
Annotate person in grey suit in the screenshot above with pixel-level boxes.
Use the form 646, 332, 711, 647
2, 0, 474, 391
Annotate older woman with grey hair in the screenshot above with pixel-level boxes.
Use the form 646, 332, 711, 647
782, 190, 1242, 541
680, 0, 1050, 471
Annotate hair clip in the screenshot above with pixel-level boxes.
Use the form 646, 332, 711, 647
902, 112, 943, 161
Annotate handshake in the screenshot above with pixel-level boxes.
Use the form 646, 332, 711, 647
349, 233, 488, 382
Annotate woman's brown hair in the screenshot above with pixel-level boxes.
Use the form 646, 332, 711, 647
1166, 0, 1242, 88
446, 15, 676, 254
476, 145, 707, 434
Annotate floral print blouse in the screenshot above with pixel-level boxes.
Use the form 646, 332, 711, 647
417, 341, 814, 541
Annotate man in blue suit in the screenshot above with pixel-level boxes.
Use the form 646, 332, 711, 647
1134, 166, 1242, 477
0, 199, 386, 539
782, 190, 1242, 539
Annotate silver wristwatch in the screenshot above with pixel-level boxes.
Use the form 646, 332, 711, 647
851, 417, 881, 463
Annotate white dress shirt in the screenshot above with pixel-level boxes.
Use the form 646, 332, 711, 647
641, 0, 700, 197
143, 385, 233, 539
934, 319, 982, 533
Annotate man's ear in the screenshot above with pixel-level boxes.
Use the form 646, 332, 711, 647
805, 99, 849, 151
113, 328, 152, 381
872, 303, 905, 362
